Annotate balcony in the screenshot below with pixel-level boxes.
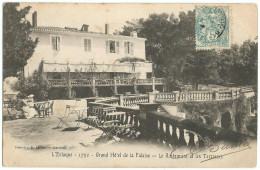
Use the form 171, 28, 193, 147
48, 78, 166, 87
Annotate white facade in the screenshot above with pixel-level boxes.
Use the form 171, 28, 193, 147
24, 26, 152, 79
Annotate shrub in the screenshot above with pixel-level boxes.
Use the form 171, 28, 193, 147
12, 71, 51, 101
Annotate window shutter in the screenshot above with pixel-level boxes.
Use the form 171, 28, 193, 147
84, 39, 87, 51
88, 39, 91, 51
85, 39, 91, 52
124, 42, 128, 54
116, 41, 119, 54
56, 36, 60, 51
130, 42, 134, 55
106, 41, 109, 53
52, 36, 56, 50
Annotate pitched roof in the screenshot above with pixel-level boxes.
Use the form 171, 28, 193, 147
31, 26, 146, 40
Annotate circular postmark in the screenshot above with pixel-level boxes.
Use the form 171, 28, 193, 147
197, 7, 227, 43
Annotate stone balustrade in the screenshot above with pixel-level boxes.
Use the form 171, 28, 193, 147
139, 104, 254, 148
155, 89, 241, 104
122, 94, 149, 108
86, 100, 254, 147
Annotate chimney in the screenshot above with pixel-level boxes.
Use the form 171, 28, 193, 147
81, 24, 89, 32
32, 11, 37, 28
105, 24, 109, 34
130, 31, 137, 37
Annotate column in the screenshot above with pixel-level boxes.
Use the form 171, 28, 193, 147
152, 77, 155, 92
66, 78, 72, 99
91, 77, 97, 97
133, 78, 138, 94
173, 91, 179, 102
113, 77, 118, 95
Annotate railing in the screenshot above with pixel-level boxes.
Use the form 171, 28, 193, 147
144, 110, 254, 148
136, 79, 152, 84
48, 79, 67, 87
122, 94, 149, 108
116, 79, 133, 85
49, 78, 166, 87
218, 91, 233, 100
155, 89, 240, 104
154, 78, 165, 84
70, 79, 92, 87
179, 91, 214, 101
95, 79, 114, 86
86, 99, 254, 146
155, 93, 177, 102
145, 111, 217, 147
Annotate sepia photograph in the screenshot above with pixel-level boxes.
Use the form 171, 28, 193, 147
2, 2, 258, 168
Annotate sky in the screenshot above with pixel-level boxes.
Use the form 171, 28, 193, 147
19, 3, 257, 44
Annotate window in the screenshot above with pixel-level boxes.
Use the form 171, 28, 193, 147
84, 39, 91, 52
106, 40, 119, 54
124, 42, 134, 55
51, 36, 60, 51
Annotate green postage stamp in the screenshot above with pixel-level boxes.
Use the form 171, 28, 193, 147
195, 6, 230, 50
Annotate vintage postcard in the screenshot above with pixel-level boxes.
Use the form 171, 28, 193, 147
2, 3, 257, 168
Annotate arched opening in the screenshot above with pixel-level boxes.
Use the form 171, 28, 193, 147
221, 111, 231, 129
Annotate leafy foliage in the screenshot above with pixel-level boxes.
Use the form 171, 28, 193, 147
176, 95, 250, 132
219, 40, 258, 86
3, 3, 38, 78
117, 11, 257, 87
115, 57, 145, 63
13, 71, 51, 101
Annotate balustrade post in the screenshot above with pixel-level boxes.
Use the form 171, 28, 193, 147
113, 77, 118, 95
148, 92, 155, 103
116, 94, 124, 106
214, 91, 219, 100
170, 124, 179, 146
152, 77, 155, 92
231, 89, 237, 99
178, 128, 187, 146
173, 91, 179, 102
138, 103, 160, 139
165, 123, 171, 146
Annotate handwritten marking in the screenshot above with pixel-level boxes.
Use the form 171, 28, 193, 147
200, 147, 251, 163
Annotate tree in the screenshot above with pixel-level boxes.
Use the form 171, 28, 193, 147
118, 11, 257, 88
3, 3, 38, 78
219, 39, 257, 86
117, 11, 223, 87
